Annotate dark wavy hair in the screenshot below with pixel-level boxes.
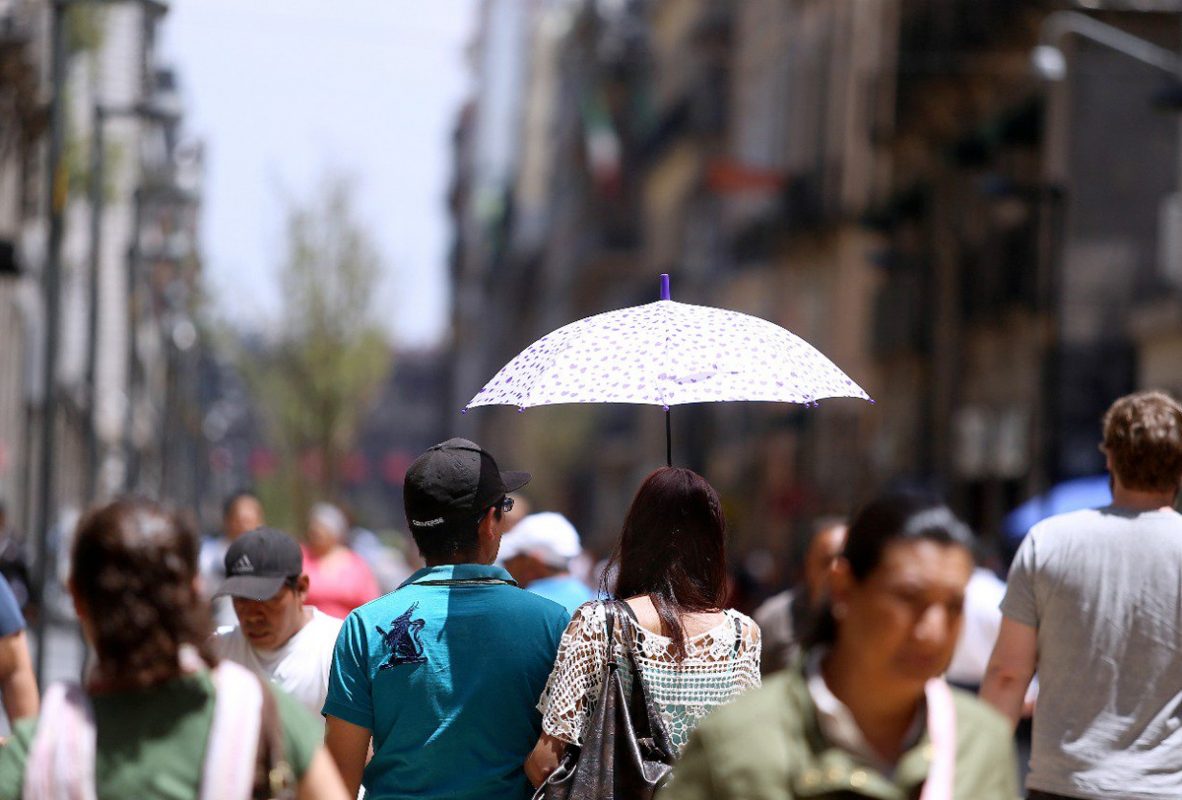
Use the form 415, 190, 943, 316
71, 497, 217, 689
804, 493, 973, 647
608, 467, 728, 659
221, 487, 259, 521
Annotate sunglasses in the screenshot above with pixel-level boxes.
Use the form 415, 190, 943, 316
474, 495, 515, 522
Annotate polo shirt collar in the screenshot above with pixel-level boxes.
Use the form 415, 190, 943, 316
399, 563, 517, 589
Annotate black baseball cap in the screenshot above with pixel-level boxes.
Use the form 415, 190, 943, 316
214, 526, 304, 601
404, 438, 530, 534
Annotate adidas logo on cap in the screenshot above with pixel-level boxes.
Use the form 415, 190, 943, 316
231, 554, 254, 574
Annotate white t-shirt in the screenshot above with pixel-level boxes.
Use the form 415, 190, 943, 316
213, 606, 343, 725
1003, 506, 1182, 799
945, 567, 1005, 686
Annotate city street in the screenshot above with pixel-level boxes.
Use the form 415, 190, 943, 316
1, 1, 1181, 798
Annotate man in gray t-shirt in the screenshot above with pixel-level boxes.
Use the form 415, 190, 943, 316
982, 390, 1182, 800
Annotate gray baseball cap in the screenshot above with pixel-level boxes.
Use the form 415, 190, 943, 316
214, 527, 303, 601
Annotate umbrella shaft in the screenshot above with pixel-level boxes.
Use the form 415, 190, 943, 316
666, 408, 672, 467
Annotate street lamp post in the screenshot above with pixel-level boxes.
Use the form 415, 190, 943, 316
35, 0, 168, 688
33, 0, 73, 692
86, 101, 178, 506
1031, 10, 1181, 494
1033, 12, 1180, 81
1033, 11, 1181, 181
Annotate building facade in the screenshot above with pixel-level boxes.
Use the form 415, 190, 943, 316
449, 0, 1182, 575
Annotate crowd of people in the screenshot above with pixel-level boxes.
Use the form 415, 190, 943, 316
0, 390, 1176, 799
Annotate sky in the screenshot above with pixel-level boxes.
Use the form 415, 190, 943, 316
160, 0, 475, 348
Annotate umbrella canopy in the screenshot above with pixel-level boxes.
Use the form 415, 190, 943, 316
465, 296, 871, 411
1003, 474, 1111, 543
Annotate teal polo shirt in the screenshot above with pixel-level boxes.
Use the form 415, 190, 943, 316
527, 575, 596, 615
324, 563, 570, 800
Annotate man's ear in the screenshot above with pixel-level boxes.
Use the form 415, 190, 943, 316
296, 574, 310, 597
477, 507, 503, 563
483, 506, 505, 542
69, 577, 88, 624
827, 557, 853, 609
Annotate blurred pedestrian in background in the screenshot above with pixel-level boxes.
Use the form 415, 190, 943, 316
0, 497, 347, 799
342, 504, 412, 594
200, 489, 265, 628
753, 518, 846, 675
0, 572, 37, 726
527, 467, 762, 787
944, 544, 1006, 691
499, 511, 595, 614
660, 494, 1017, 800
324, 438, 569, 800
0, 502, 31, 614
212, 526, 343, 725
982, 390, 1182, 800
302, 502, 379, 619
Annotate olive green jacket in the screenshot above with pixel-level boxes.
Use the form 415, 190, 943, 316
658, 665, 1019, 800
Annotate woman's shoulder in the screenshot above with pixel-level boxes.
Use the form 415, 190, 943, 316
721, 608, 762, 647
724, 607, 759, 629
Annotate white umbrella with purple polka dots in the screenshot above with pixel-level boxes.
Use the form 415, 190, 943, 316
464, 274, 872, 464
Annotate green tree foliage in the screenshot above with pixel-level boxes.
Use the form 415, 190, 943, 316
245, 174, 392, 528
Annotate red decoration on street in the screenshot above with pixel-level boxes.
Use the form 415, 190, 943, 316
381, 451, 414, 485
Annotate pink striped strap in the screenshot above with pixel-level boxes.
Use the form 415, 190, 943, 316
198, 660, 264, 800
23, 664, 265, 800
919, 678, 957, 800
23, 682, 97, 800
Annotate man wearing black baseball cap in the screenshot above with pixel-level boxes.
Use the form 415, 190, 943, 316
323, 438, 570, 800
212, 526, 343, 725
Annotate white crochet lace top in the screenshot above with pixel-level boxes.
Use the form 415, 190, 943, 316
537, 600, 762, 754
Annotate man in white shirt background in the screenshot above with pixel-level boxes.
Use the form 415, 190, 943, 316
201, 489, 266, 628
212, 526, 343, 724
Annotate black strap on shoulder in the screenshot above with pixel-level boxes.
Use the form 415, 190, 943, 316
731, 612, 743, 657
411, 577, 517, 588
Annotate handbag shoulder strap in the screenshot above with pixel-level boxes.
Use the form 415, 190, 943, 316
257, 674, 297, 800
201, 661, 264, 800
601, 600, 616, 665
610, 599, 674, 756
23, 682, 97, 800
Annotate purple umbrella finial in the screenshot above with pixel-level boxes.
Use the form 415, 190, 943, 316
660, 273, 670, 301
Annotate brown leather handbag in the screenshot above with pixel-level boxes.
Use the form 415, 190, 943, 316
535, 600, 676, 800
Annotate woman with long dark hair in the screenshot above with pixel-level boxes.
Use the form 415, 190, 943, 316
659, 493, 1019, 800
525, 467, 761, 786
0, 497, 348, 800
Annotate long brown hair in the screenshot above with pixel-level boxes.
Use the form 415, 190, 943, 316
71, 497, 217, 690
609, 467, 728, 659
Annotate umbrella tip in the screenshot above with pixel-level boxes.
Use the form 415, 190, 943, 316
461, 407, 468, 415
660, 273, 670, 301
868, 398, 876, 405
517, 407, 525, 414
